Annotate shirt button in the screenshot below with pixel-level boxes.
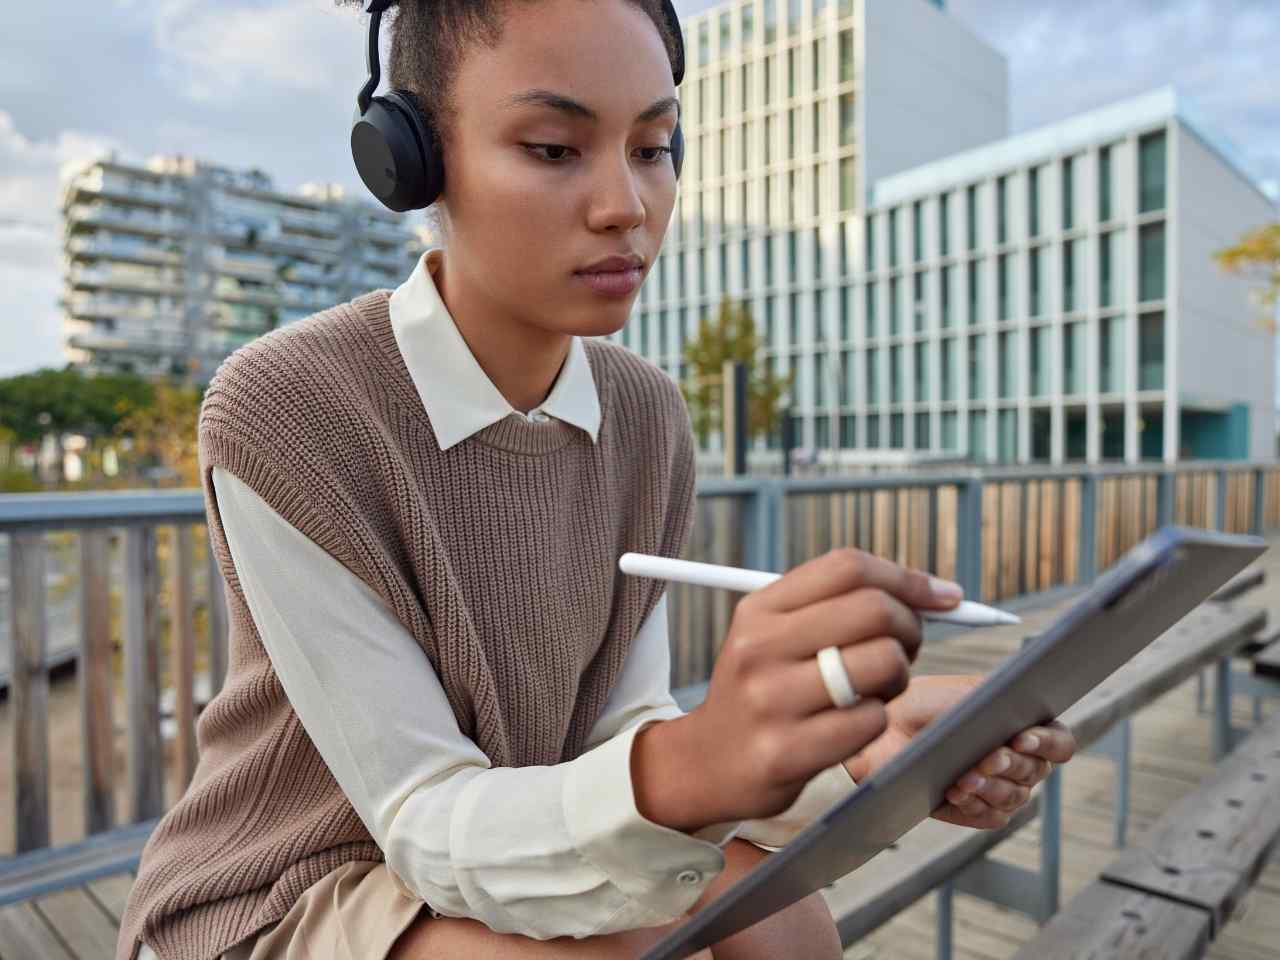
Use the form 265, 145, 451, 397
531, 411, 549, 423
677, 869, 702, 886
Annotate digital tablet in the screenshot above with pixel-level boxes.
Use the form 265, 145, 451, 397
642, 525, 1267, 960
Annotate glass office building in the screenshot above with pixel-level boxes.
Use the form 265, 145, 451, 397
617, 0, 1276, 464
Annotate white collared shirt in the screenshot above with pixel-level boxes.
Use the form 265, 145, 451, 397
208, 247, 857, 940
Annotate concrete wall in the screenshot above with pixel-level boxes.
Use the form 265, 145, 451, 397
861, 0, 1007, 190
1174, 119, 1277, 458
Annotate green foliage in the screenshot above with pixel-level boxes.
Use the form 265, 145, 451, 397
1214, 222, 1280, 330
0, 365, 154, 442
679, 298, 794, 446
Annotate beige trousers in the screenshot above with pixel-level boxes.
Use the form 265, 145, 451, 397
136, 861, 424, 960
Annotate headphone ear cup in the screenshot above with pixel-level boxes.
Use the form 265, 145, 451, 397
350, 90, 443, 212
670, 121, 684, 180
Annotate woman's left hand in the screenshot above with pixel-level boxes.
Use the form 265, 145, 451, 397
842, 675, 1078, 829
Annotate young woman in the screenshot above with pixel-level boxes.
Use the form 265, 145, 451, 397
117, 1, 1075, 957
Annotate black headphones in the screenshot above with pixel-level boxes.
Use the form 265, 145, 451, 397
350, 0, 685, 213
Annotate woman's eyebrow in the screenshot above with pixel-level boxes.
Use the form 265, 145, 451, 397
502, 89, 679, 123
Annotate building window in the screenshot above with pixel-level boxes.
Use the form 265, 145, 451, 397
839, 94, 855, 146
890, 344, 903, 402
969, 334, 985, 400
1100, 316, 1124, 393
969, 410, 987, 460
912, 200, 924, 263
840, 285, 851, 341
941, 265, 953, 327
1139, 311, 1165, 390
814, 414, 830, 448
839, 29, 854, 83
1028, 167, 1040, 238
788, 0, 802, 33
998, 330, 1017, 398
840, 349, 853, 403
840, 413, 855, 447
1062, 155, 1075, 231
997, 409, 1017, 462
967, 259, 980, 325
765, 0, 777, 42
866, 414, 881, 446
742, 2, 755, 44
1063, 239, 1077, 313
698, 21, 710, 65
720, 10, 732, 54
890, 413, 905, 448
813, 162, 822, 217
890, 275, 903, 335
812, 226, 823, 279
1099, 144, 1113, 222
813, 351, 826, 406
864, 282, 877, 338
839, 157, 857, 212
997, 254, 1012, 321
915, 412, 931, 450
788, 229, 798, 282
864, 214, 875, 272
941, 337, 956, 400
1030, 326, 1049, 397
1063, 320, 1084, 395
966, 184, 978, 250
812, 39, 824, 89
913, 341, 928, 402
1029, 247, 1042, 317
1099, 229, 1125, 307
789, 168, 798, 220
789, 291, 799, 345
888, 208, 900, 268
787, 47, 797, 98
941, 411, 958, 450
1139, 130, 1167, 214
1139, 221, 1165, 302
912, 271, 926, 332
939, 193, 950, 257
658, 310, 668, 357
996, 175, 1008, 245
866, 347, 880, 406
815, 289, 825, 341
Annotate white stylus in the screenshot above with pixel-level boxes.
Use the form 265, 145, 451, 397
619, 553, 1021, 627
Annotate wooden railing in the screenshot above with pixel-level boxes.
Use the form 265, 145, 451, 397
3, 461, 1280, 858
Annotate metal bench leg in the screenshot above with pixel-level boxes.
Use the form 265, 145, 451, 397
935, 881, 954, 960
1042, 764, 1061, 917
1214, 656, 1237, 759
1196, 668, 1206, 714
1112, 719, 1131, 848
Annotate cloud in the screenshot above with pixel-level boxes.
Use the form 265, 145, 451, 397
151, 0, 355, 102
0, 110, 120, 375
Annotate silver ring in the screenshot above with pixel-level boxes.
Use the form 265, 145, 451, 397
817, 646, 859, 708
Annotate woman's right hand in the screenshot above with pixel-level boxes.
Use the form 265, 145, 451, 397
637, 548, 965, 830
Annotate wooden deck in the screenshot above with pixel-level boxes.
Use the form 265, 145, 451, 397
3, 550, 1280, 958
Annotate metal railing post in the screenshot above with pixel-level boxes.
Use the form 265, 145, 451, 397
957, 477, 984, 603
1216, 468, 1228, 531
1078, 473, 1098, 584
1156, 469, 1174, 528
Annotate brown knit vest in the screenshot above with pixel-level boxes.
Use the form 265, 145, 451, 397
116, 290, 697, 960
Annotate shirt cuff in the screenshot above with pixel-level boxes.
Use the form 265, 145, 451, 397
735, 762, 858, 851
563, 719, 732, 926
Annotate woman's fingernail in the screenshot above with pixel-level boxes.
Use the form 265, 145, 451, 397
993, 752, 1011, 774
1018, 734, 1041, 752
961, 773, 986, 792
929, 577, 964, 600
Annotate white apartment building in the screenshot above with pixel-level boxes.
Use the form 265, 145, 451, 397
61, 153, 419, 383
619, 0, 1277, 464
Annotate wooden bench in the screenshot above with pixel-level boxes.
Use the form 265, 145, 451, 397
1012, 705, 1280, 958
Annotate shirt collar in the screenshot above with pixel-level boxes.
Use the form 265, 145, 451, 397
388, 247, 601, 453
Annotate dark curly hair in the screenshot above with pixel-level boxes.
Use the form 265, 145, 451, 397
336, 0, 681, 152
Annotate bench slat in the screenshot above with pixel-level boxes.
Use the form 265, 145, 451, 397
1209, 566, 1265, 603
821, 797, 1040, 945
1009, 880, 1209, 960
1100, 707, 1280, 935
85, 872, 134, 925
31, 886, 120, 957
1061, 604, 1266, 750
0, 901, 76, 960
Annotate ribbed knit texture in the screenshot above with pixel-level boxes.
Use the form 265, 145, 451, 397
116, 290, 698, 960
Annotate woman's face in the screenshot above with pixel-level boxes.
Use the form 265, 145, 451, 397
440, 0, 678, 338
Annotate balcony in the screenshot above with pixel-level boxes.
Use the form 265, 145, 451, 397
65, 293, 175, 322
66, 235, 182, 265
69, 265, 185, 296
66, 204, 186, 237
279, 207, 342, 235
68, 173, 187, 208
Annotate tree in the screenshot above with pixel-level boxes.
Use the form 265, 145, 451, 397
1214, 222, 1280, 331
0, 366, 153, 442
111, 380, 204, 487
680, 298, 794, 447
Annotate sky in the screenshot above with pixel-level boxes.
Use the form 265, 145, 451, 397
0, 0, 1277, 378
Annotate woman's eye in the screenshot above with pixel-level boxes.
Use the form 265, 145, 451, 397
637, 146, 674, 164
524, 143, 575, 162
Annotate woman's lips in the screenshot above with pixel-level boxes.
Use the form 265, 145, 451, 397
573, 267, 643, 297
